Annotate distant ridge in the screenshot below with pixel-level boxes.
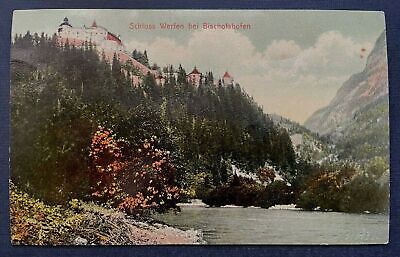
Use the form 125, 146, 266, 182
304, 32, 388, 137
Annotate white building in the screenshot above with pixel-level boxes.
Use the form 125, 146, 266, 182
57, 17, 158, 85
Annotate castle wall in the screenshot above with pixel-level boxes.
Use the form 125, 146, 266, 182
187, 73, 201, 86
57, 22, 158, 86
223, 76, 233, 85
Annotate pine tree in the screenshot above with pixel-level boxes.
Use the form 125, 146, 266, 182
177, 64, 186, 85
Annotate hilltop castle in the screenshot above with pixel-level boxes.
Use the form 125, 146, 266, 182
186, 67, 234, 87
56, 17, 234, 87
57, 17, 157, 85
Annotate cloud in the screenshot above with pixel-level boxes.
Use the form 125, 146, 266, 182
293, 31, 372, 77
127, 37, 188, 67
128, 30, 261, 77
186, 30, 260, 74
126, 30, 373, 123
265, 40, 302, 60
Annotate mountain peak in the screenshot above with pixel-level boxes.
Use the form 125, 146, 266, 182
304, 31, 388, 136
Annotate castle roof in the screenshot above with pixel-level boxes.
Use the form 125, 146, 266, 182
223, 71, 232, 78
92, 20, 97, 27
59, 17, 72, 27
106, 32, 122, 45
188, 66, 200, 75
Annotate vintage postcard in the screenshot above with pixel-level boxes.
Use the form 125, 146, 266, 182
9, 9, 389, 245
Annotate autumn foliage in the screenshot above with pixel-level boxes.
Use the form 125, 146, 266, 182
89, 127, 180, 213
89, 127, 125, 201
257, 167, 276, 184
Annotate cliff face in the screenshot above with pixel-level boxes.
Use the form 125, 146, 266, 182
304, 32, 388, 137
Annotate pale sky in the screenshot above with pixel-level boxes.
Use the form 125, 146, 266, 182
12, 10, 386, 123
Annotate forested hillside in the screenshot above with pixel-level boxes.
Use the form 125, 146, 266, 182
271, 114, 337, 164
10, 32, 296, 207
336, 96, 389, 162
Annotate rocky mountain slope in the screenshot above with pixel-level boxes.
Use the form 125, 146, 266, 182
304, 32, 388, 138
335, 95, 389, 162
271, 114, 337, 164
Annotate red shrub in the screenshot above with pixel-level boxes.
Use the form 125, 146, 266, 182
89, 126, 125, 202
89, 128, 180, 213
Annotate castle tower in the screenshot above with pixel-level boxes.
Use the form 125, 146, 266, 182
223, 71, 233, 85
187, 66, 201, 86
59, 17, 72, 27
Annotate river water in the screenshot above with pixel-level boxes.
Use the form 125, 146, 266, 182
152, 206, 389, 244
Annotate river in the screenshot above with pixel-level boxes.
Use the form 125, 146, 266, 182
152, 205, 389, 244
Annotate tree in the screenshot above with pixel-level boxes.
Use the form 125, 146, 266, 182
177, 64, 187, 84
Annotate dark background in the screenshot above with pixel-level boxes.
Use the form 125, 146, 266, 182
1, 0, 399, 256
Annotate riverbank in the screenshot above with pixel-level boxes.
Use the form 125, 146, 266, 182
70, 203, 205, 245
178, 199, 300, 211
10, 186, 204, 245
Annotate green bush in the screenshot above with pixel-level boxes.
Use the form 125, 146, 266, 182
296, 161, 389, 213
340, 174, 388, 213
184, 171, 214, 200
266, 181, 294, 206
203, 175, 294, 208
10, 182, 85, 245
